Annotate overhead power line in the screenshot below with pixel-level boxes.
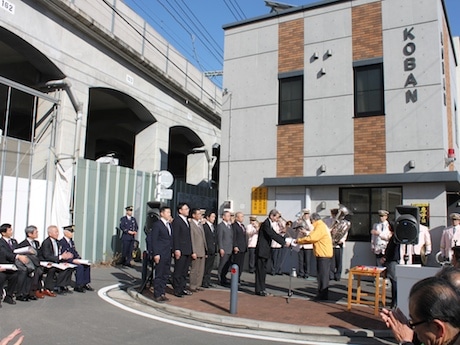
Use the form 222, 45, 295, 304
100, 0, 221, 99
223, 0, 246, 21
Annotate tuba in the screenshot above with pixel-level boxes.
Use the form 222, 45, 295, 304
435, 251, 451, 267
330, 204, 352, 246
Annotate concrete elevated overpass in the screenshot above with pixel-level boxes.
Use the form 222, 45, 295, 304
0, 0, 221, 261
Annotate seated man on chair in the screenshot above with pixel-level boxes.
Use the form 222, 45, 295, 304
39, 225, 74, 295
59, 225, 93, 292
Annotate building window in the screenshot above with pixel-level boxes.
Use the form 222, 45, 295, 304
340, 186, 402, 241
279, 75, 303, 124
0, 85, 35, 142
354, 63, 384, 117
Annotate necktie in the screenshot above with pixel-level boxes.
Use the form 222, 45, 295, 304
240, 223, 245, 233
52, 239, 58, 256
8, 239, 13, 249
31, 240, 36, 249
167, 222, 172, 236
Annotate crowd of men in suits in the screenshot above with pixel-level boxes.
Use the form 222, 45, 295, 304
141, 203, 355, 302
145, 204, 219, 302
0, 223, 93, 308
142, 203, 338, 302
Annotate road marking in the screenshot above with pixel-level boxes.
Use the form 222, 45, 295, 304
98, 284, 355, 345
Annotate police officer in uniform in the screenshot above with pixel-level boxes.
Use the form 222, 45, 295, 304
59, 225, 93, 292
119, 206, 138, 267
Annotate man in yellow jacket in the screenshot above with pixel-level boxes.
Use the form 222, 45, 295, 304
296, 213, 333, 300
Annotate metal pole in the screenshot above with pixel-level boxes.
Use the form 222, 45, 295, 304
0, 86, 12, 219
230, 264, 239, 314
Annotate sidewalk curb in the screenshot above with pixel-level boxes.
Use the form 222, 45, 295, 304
127, 286, 394, 340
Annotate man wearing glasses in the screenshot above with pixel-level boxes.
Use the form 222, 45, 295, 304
381, 267, 460, 345
406, 276, 460, 345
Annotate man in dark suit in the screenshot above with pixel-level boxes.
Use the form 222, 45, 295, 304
17, 225, 44, 299
0, 223, 30, 305
59, 225, 92, 293
202, 211, 217, 288
172, 202, 193, 297
217, 210, 233, 286
40, 225, 74, 294
147, 206, 173, 303
119, 205, 138, 267
232, 211, 248, 281
255, 209, 290, 296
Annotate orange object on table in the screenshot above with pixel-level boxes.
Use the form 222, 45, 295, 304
347, 266, 386, 315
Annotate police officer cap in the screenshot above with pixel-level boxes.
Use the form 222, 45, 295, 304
378, 210, 389, 216
125, 206, 133, 211
249, 215, 258, 221
63, 225, 74, 232
450, 213, 460, 220
302, 208, 311, 214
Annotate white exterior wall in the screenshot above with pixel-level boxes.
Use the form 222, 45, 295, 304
222, 18, 280, 208
303, 3, 354, 176
383, 0, 453, 173
222, 0, 458, 271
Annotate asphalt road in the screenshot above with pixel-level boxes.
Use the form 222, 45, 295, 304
0, 266, 295, 345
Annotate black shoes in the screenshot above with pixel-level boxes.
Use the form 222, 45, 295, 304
220, 280, 230, 287
182, 290, 193, 296
54, 287, 67, 295
156, 294, 170, 302
84, 284, 94, 291
16, 295, 29, 302
255, 291, 272, 297
74, 286, 86, 293
174, 293, 184, 298
4, 296, 16, 304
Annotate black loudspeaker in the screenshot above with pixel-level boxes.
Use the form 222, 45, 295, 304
394, 205, 419, 245
143, 201, 161, 236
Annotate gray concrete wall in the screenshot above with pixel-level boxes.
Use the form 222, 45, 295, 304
1, 0, 221, 179
220, 0, 458, 272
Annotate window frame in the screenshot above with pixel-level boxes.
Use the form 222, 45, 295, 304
278, 73, 304, 125
340, 186, 402, 242
353, 62, 385, 117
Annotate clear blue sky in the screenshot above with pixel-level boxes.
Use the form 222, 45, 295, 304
122, 0, 460, 88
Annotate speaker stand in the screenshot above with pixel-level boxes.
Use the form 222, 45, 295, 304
403, 244, 409, 265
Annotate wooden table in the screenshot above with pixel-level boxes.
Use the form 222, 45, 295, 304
347, 266, 386, 315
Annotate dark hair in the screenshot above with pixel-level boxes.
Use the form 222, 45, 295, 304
409, 276, 460, 328
159, 206, 171, 213
452, 247, 460, 262
177, 203, 189, 211
205, 211, 216, 218
388, 221, 395, 233
190, 208, 201, 216
0, 223, 11, 234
